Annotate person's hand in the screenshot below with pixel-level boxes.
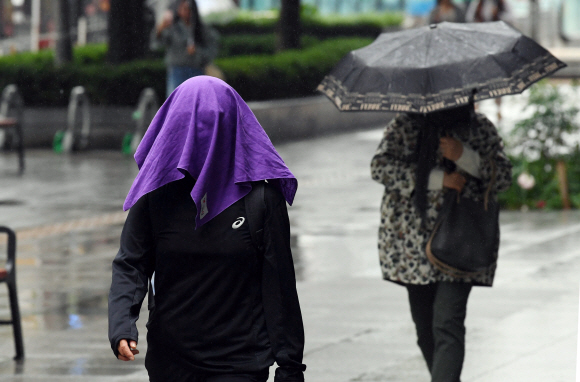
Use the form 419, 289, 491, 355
443, 172, 466, 193
157, 10, 173, 33
440, 137, 463, 162
117, 339, 139, 361
187, 44, 196, 55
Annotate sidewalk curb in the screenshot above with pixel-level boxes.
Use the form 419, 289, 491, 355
18, 96, 393, 150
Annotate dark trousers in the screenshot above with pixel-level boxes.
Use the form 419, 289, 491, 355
145, 338, 269, 382
406, 282, 472, 382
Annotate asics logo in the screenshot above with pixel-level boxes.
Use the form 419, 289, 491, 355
232, 217, 245, 229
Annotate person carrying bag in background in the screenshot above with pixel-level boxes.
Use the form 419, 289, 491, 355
370, 103, 512, 382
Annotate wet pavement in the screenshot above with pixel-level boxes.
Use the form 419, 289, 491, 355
0, 122, 579, 381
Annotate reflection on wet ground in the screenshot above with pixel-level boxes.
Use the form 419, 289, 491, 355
0, 129, 579, 380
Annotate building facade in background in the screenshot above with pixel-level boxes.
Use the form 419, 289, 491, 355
0, 0, 578, 55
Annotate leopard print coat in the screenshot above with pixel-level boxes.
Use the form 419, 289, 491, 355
370, 113, 512, 286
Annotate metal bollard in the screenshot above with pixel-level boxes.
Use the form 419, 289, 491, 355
123, 88, 158, 155
54, 86, 91, 153
0, 85, 24, 150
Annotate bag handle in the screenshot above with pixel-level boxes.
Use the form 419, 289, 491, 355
425, 219, 486, 278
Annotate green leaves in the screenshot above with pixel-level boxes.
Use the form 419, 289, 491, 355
511, 81, 580, 160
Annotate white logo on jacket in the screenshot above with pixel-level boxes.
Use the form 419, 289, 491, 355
232, 217, 245, 229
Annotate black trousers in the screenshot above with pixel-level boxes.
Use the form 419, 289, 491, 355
145, 338, 269, 382
406, 282, 472, 382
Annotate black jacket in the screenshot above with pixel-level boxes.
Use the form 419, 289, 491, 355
108, 177, 305, 381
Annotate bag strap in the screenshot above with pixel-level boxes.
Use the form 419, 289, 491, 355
245, 181, 267, 253
483, 159, 497, 211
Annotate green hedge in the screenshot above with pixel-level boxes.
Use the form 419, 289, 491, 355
213, 11, 403, 39
217, 34, 320, 58
0, 43, 110, 66
0, 37, 372, 107
0, 59, 166, 107
215, 37, 373, 101
3, 34, 323, 69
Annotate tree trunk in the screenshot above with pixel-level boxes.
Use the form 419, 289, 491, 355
55, 0, 73, 65
556, 160, 571, 209
278, 0, 301, 51
108, 0, 147, 64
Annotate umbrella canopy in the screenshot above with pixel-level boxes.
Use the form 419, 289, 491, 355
317, 21, 566, 114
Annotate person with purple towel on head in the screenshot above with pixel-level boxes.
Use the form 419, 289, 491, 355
108, 76, 306, 382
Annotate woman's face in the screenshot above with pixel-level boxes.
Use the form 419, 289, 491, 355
178, 1, 191, 23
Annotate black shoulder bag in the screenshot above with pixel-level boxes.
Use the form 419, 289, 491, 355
425, 163, 499, 278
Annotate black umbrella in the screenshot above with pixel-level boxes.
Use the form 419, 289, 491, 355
318, 21, 566, 114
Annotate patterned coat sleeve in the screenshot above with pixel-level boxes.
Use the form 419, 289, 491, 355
371, 115, 417, 198
469, 114, 513, 196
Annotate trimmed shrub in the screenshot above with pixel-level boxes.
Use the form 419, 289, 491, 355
0, 37, 372, 106
217, 34, 320, 58
213, 10, 403, 39
215, 37, 373, 101
73, 43, 108, 65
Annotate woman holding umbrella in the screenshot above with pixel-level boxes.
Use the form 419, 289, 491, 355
318, 21, 565, 382
370, 103, 512, 381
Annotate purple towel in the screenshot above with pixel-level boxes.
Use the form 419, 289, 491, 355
124, 76, 297, 228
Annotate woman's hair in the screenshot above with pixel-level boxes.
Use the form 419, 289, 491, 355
174, 0, 206, 46
412, 104, 475, 225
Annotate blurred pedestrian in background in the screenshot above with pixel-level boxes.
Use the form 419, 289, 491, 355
466, 0, 513, 23
428, 0, 466, 24
370, 104, 512, 382
155, 0, 219, 97
108, 76, 306, 382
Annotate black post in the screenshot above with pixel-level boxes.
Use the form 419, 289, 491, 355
108, 0, 146, 64
278, 0, 301, 51
55, 0, 73, 65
